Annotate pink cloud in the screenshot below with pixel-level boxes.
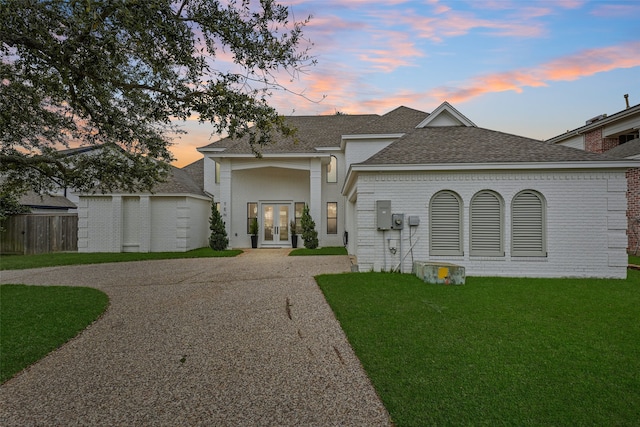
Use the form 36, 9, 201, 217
428, 41, 640, 103
356, 30, 424, 72
380, 6, 547, 42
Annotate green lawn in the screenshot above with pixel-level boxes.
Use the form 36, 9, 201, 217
289, 246, 347, 256
0, 285, 109, 383
316, 270, 640, 426
0, 247, 242, 270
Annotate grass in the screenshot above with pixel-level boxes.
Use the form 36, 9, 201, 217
0, 247, 242, 270
316, 270, 640, 426
0, 284, 109, 383
289, 246, 347, 256
629, 254, 640, 265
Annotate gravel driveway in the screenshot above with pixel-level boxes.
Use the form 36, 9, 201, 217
0, 250, 391, 426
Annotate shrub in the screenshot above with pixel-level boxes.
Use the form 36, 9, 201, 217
300, 204, 318, 249
209, 199, 228, 250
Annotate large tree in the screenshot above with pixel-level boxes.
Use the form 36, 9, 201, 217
0, 0, 312, 206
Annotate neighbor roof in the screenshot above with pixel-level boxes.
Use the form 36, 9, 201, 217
360, 126, 626, 165
546, 103, 640, 144
19, 192, 77, 209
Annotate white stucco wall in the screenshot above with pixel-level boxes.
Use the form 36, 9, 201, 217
352, 169, 628, 278
79, 194, 210, 252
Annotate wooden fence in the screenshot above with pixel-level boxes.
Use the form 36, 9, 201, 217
0, 214, 78, 255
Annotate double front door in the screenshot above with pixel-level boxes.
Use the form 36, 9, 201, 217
262, 203, 290, 245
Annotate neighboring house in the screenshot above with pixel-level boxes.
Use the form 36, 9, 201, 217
546, 100, 640, 252
49, 145, 110, 206
19, 192, 77, 214
77, 165, 210, 252
80, 101, 637, 278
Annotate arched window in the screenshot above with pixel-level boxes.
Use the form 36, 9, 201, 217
470, 190, 504, 256
511, 190, 547, 257
327, 155, 337, 183
429, 191, 463, 256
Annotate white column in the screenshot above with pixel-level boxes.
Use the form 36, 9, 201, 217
111, 195, 123, 252
220, 159, 232, 246
309, 159, 322, 240
139, 195, 151, 253
203, 157, 217, 195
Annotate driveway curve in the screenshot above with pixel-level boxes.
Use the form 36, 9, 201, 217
0, 250, 391, 426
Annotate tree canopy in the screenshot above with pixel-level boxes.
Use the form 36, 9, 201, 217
0, 0, 313, 208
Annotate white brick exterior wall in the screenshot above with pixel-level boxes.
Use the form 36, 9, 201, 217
79, 194, 210, 252
352, 169, 628, 278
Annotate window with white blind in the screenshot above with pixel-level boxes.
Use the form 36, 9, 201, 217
470, 191, 504, 256
429, 191, 463, 256
511, 190, 547, 257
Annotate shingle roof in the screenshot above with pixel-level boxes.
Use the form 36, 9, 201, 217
546, 103, 640, 144
351, 106, 429, 135
151, 165, 205, 195
360, 126, 622, 165
19, 192, 77, 209
182, 158, 204, 187
200, 114, 380, 154
605, 138, 640, 159
200, 107, 432, 155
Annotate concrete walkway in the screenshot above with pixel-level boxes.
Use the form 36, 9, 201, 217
0, 250, 391, 426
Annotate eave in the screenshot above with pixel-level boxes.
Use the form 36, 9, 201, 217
546, 104, 640, 144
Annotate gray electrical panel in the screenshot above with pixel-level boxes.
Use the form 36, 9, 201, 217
408, 216, 420, 226
391, 213, 404, 230
376, 200, 392, 230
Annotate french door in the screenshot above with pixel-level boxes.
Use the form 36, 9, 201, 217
262, 203, 290, 245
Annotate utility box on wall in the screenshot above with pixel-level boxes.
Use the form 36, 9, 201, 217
376, 200, 392, 230
391, 213, 404, 230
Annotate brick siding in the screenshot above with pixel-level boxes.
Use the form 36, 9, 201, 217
627, 168, 640, 253
354, 170, 628, 278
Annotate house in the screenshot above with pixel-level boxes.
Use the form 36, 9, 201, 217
80, 102, 637, 278
19, 192, 77, 214
546, 99, 640, 252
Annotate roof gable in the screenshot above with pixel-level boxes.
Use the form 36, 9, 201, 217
416, 101, 476, 128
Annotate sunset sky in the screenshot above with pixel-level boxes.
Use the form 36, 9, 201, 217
172, 0, 640, 166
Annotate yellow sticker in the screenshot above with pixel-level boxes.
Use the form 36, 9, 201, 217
438, 267, 449, 279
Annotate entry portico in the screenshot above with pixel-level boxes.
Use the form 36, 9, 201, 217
199, 153, 327, 248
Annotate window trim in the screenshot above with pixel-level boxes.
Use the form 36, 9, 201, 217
469, 190, 504, 257
327, 202, 338, 234
326, 155, 337, 183
429, 190, 463, 256
511, 190, 547, 257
